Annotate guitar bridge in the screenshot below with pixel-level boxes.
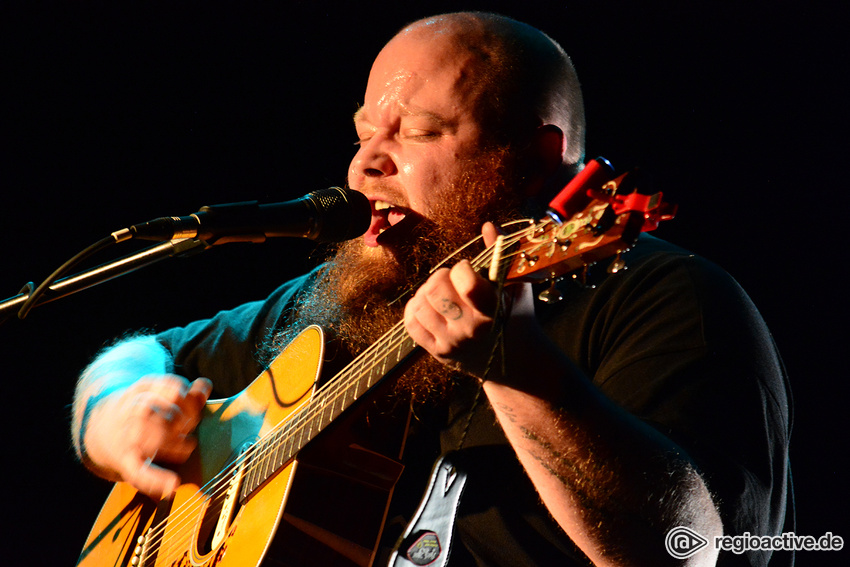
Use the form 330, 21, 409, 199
130, 528, 151, 566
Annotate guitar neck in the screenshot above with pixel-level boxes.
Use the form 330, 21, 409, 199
240, 322, 419, 500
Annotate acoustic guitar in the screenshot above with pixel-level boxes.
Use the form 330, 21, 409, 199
76, 159, 675, 566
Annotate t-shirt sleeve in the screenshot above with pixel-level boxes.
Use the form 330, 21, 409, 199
155, 269, 317, 396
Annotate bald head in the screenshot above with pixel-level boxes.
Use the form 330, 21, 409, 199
391, 12, 585, 167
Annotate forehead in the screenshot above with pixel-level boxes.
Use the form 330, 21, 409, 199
358, 31, 486, 124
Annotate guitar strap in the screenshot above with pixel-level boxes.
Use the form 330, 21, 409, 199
388, 452, 468, 567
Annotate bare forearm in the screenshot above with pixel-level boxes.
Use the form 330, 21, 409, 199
484, 340, 721, 566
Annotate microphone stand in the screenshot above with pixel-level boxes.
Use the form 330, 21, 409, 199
0, 237, 209, 325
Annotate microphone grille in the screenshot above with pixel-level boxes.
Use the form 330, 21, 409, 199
309, 187, 371, 242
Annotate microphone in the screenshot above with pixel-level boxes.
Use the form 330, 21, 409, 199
120, 187, 371, 245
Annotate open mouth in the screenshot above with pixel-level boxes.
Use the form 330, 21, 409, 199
364, 200, 419, 247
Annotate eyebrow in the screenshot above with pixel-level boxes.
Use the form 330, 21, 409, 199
352, 104, 454, 129
352, 106, 367, 126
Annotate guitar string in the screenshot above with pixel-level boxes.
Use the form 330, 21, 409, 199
136, 314, 431, 560
138, 306, 423, 563
289, 219, 541, 445
137, 319, 417, 565
212, 222, 542, 491
133, 223, 539, 564
257, 218, 538, 442
144, 207, 632, 563
139, 224, 540, 564
138, 221, 545, 563
234, 222, 537, 474
232, 221, 538, 476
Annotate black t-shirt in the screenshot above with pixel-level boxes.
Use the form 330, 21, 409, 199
157, 235, 793, 566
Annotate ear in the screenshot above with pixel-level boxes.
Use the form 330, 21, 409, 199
535, 124, 566, 173
521, 124, 566, 198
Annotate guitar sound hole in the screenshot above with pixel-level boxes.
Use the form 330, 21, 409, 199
197, 489, 240, 555
196, 444, 252, 556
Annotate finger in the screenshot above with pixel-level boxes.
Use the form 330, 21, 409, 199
186, 377, 213, 406
449, 260, 496, 318
482, 221, 501, 247
137, 376, 191, 423
155, 434, 199, 463
405, 301, 461, 364
178, 378, 212, 430
422, 278, 467, 325
410, 281, 453, 328
418, 295, 458, 339
144, 373, 191, 400
125, 392, 171, 442
119, 392, 197, 467
404, 301, 439, 351
143, 375, 209, 434
121, 451, 180, 500
406, 276, 464, 351
157, 378, 210, 462
123, 395, 189, 468
411, 268, 461, 321
129, 390, 181, 425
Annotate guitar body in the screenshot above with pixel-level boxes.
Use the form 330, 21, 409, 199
77, 326, 406, 567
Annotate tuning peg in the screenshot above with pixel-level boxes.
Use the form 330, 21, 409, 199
538, 279, 563, 304
571, 265, 596, 289
520, 251, 539, 267
607, 252, 626, 274
555, 238, 571, 252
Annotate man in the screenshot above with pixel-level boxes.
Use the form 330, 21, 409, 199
72, 12, 792, 567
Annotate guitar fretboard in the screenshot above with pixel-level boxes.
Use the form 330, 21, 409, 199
239, 326, 418, 501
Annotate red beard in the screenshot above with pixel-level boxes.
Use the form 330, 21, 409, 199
264, 147, 523, 405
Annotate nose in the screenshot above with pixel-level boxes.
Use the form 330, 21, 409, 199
348, 136, 397, 188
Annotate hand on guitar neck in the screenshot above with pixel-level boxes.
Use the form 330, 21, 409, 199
403, 221, 544, 385
72, 336, 212, 500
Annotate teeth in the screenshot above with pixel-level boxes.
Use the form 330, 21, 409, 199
374, 200, 392, 211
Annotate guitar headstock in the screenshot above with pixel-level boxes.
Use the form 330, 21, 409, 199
495, 158, 677, 287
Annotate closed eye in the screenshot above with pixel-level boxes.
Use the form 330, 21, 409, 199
403, 130, 440, 140
354, 131, 375, 146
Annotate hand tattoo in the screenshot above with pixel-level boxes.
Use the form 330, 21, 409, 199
439, 298, 463, 320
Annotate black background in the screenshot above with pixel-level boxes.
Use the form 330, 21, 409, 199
2, 1, 847, 564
